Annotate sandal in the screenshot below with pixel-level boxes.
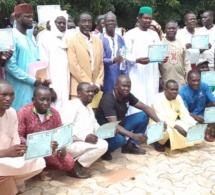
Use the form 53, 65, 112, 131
154, 142, 165, 152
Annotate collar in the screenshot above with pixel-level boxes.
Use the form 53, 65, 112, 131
80, 32, 92, 42
113, 90, 126, 102
33, 107, 52, 120
104, 32, 117, 39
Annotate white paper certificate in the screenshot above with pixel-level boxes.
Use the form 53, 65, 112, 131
25, 130, 52, 160
148, 44, 168, 63
204, 107, 215, 123
191, 35, 209, 49
37, 5, 61, 25
0, 29, 14, 52
186, 124, 207, 142
146, 122, 164, 145
53, 123, 73, 149
96, 121, 119, 139
201, 71, 215, 86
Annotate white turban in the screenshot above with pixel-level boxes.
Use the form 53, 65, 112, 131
49, 10, 68, 38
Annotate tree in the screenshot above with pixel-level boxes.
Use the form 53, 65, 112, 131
1, 0, 215, 29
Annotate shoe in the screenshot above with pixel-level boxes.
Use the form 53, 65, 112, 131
40, 171, 52, 181
154, 142, 165, 152
68, 161, 91, 179
205, 133, 214, 142
67, 169, 90, 179
101, 152, 112, 161
121, 143, 146, 155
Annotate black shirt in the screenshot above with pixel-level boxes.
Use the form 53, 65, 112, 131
96, 91, 139, 125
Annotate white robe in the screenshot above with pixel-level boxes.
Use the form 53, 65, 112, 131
124, 27, 160, 114
37, 31, 70, 113
61, 99, 108, 167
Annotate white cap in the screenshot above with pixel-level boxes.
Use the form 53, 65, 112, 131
196, 58, 209, 66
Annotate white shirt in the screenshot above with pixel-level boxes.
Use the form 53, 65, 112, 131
198, 25, 215, 67
104, 33, 118, 60
176, 27, 200, 64
81, 33, 94, 71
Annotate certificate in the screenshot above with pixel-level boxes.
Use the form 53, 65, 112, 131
53, 123, 73, 149
37, 5, 61, 25
25, 130, 52, 160
146, 122, 164, 145
0, 29, 14, 52
96, 121, 119, 139
186, 124, 207, 142
191, 35, 209, 49
204, 107, 215, 123
28, 61, 48, 81
201, 71, 215, 86
148, 44, 168, 63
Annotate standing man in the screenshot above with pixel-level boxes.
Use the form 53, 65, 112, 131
67, 12, 104, 98
124, 6, 167, 114
91, 15, 104, 36
5, 3, 44, 111
100, 12, 126, 94
38, 11, 70, 113
201, 10, 215, 70
161, 21, 191, 89
96, 75, 163, 160
177, 13, 211, 70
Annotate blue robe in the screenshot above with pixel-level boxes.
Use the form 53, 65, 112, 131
5, 29, 39, 111
100, 33, 127, 94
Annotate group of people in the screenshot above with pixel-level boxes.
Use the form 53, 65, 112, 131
1, 3, 215, 194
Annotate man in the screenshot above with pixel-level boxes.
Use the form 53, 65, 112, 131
99, 12, 126, 94
177, 13, 211, 69
67, 12, 104, 98
200, 10, 215, 70
67, 16, 76, 29
124, 6, 168, 114
62, 82, 108, 178
179, 70, 215, 123
151, 80, 199, 151
5, 3, 45, 111
0, 79, 45, 194
96, 75, 163, 160
91, 15, 104, 36
38, 11, 70, 113
6, 12, 15, 28
18, 86, 76, 180
161, 21, 191, 89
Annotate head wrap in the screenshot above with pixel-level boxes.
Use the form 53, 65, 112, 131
14, 3, 33, 14
139, 6, 153, 15
49, 10, 68, 38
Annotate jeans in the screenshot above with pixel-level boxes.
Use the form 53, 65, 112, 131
106, 112, 149, 153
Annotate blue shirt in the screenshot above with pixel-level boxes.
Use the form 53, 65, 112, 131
5, 29, 38, 111
179, 82, 215, 115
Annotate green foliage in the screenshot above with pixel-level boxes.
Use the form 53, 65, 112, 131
1, 0, 215, 29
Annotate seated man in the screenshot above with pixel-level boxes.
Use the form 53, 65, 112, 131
96, 75, 162, 160
179, 70, 215, 141
0, 79, 45, 194
61, 82, 108, 178
179, 70, 215, 122
18, 86, 75, 180
151, 80, 198, 151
